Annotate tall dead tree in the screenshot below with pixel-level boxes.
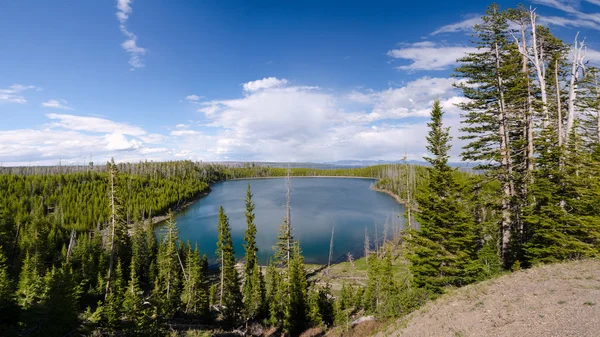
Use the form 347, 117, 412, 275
105, 159, 118, 300
566, 33, 587, 141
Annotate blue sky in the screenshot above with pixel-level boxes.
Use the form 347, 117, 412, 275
1, 0, 599, 165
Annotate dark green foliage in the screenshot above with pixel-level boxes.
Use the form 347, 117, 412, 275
284, 243, 309, 334
216, 206, 242, 321
181, 244, 209, 317
242, 184, 264, 321
103, 259, 125, 328
523, 126, 600, 264
122, 256, 147, 327
409, 100, 481, 293
307, 284, 334, 327
155, 212, 182, 318
0, 247, 18, 333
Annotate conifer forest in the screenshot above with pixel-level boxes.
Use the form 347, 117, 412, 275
1, 4, 600, 336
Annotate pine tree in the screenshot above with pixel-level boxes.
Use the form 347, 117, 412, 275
122, 256, 145, 327
455, 4, 522, 268
265, 260, 284, 325
17, 252, 44, 309
105, 159, 131, 300
39, 266, 81, 336
216, 206, 242, 321
0, 247, 18, 330
524, 123, 600, 263
242, 184, 264, 321
156, 211, 182, 318
409, 100, 480, 293
274, 172, 295, 268
181, 244, 209, 317
284, 242, 308, 334
104, 259, 125, 328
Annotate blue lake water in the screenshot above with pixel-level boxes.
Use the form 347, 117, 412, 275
158, 178, 405, 265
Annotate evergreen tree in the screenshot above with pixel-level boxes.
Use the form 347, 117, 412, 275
156, 211, 182, 318
0, 247, 18, 331
104, 259, 125, 328
242, 184, 264, 321
524, 124, 600, 263
17, 252, 44, 309
265, 260, 284, 325
284, 242, 308, 334
38, 266, 81, 336
122, 256, 145, 327
409, 100, 480, 293
216, 206, 242, 321
455, 4, 522, 268
181, 244, 209, 317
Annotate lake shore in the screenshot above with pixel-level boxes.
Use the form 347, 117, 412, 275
229, 175, 377, 180
149, 189, 211, 226
370, 186, 405, 206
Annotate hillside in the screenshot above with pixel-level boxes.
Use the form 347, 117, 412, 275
377, 260, 600, 337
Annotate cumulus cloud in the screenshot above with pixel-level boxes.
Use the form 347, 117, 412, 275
195, 76, 466, 162
41, 99, 74, 110
116, 0, 146, 69
0, 77, 468, 165
0, 84, 38, 104
104, 132, 143, 151
242, 77, 289, 92
387, 42, 477, 71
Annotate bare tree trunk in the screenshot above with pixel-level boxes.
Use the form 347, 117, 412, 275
567, 34, 586, 141
556, 59, 564, 147
105, 163, 117, 300
517, 16, 535, 197
495, 40, 514, 267
364, 227, 369, 264
327, 224, 334, 275
285, 165, 292, 269
404, 155, 412, 228
530, 11, 550, 127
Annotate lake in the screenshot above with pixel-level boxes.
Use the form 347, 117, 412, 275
159, 177, 405, 265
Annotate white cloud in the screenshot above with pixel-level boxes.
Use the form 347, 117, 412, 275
170, 129, 200, 136
104, 132, 143, 151
242, 77, 289, 92
431, 16, 482, 35
0, 77, 468, 165
534, 0, 600, 30
195, 76, 466, 162
186, 94, 202, 102
41, 99, 74, 110
538, 14, 600, 30
46, 113, 146, 136
387, 42, 477, 71
587, 48, 600, 64
0, 84, 38, 104
116, 0, 146, 68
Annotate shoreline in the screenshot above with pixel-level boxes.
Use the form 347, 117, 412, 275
370, 186, 405, 206
228, 176, 377, 181
149, 189, 211, 226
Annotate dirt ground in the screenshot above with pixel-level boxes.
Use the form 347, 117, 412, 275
377, 260, 600, 337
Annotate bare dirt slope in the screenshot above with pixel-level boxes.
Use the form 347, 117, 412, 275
378, 260, 600, 337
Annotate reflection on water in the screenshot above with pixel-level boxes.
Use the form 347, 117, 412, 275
157, 178, 404, 265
